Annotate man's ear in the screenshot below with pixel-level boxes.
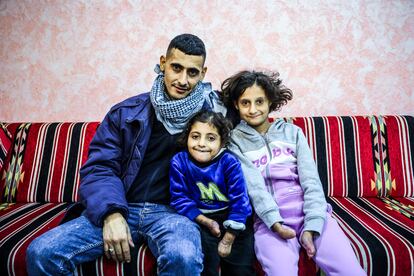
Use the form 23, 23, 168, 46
159, 55, 166, 71
200, 67, 207, 81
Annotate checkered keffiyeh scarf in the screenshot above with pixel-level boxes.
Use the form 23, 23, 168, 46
150, 65, 211, 134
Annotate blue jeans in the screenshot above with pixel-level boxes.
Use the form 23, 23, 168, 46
26, 203, 203, 276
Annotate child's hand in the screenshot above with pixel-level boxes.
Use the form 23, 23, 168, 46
301, 231, 316, 258
195, 215, 221, 237
218, 231, 236, 257
271, 222, 296, 239
206, 219, 221, 237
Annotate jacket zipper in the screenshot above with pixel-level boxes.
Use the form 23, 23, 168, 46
261, 134, 275, 195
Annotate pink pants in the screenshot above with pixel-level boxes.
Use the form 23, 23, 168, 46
254, 179, 366, 276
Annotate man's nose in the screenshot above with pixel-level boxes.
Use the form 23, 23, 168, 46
177, 72, 188, 86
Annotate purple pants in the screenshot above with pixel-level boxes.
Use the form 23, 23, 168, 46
254, 179, 366, 276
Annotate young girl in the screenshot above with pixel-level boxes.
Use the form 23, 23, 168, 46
169, 110, 255, 276
222, 70, 366, 276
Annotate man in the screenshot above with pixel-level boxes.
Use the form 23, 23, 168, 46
26, 34, 225, 275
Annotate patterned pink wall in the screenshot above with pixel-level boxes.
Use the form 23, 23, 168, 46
1, 0, 413, 122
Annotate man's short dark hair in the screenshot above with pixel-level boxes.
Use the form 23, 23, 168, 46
167, 34, 206, 61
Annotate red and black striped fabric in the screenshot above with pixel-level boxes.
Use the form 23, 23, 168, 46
0, 202, 156, 276
287, 116, 379, 197
279, 115, 414, 275
0, 122, 157, 276
0, 116, 413, 276
0, 123, 12, 171
0, 123, 99, 203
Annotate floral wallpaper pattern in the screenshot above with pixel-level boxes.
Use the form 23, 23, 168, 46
0, 0, 413, 121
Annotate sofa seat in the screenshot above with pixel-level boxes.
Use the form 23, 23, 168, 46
0, 202, 157, 276
0, 203, 68, 275
328, 197, 414, 276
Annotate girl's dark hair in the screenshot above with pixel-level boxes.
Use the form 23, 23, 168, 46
177, 110, 233, 147
220, 70, 293, 119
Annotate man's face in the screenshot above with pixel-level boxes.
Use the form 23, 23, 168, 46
160, 48, 207, 100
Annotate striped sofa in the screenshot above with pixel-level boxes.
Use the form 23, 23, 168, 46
0, 115, 413, 276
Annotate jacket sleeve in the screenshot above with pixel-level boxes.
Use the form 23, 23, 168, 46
295, 128, 327, 235
228, 136, 283, 229
222, 155, 252, 230
169, 156, 202, 221
79, 109, 129, 227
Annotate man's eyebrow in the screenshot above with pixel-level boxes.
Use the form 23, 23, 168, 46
170, 63, 183, 69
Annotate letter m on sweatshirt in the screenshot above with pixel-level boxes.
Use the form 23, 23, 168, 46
196, 182, 229, 202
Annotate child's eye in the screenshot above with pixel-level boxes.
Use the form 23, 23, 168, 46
256, 99, 264, 105
190, 134, 199, 140
207, 136, 216, 142
240, 100, 249, 106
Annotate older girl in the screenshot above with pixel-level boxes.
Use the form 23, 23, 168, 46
223, 70, 365, 276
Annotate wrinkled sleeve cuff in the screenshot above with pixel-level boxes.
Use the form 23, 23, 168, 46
98, 205, 129, 227
261, 209, 284, 229
186, 208, 202, 222
304, 217, 325, 235
223, 220, 246, 231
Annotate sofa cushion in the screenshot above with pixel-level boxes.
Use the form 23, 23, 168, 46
0, 202, 156, 276
0, 123, 99, 203
328, 196, 414, 276
0, 202, 69, 275
0, 123, 12, 173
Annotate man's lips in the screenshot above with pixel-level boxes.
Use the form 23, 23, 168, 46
173, 85, 189, 93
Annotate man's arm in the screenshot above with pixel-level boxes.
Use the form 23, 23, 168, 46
79, 109, 133, 262
79, 110, 129, 226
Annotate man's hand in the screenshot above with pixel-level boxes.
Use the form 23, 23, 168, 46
103, 212, 134, 263
271, 222, 296, 239
301, 231, 316, 258
195, 214, 221, 237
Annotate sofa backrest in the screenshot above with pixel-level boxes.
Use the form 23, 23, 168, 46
0, 115, 412, 204
0, 122, 99, 203
277, 115, 413, 197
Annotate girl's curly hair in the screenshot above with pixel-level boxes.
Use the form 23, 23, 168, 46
220, 70, 293, 119
177, 110, 233, 148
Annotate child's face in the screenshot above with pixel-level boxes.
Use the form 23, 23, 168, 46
235, 84, 271, 133
187, 121, 222, 163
